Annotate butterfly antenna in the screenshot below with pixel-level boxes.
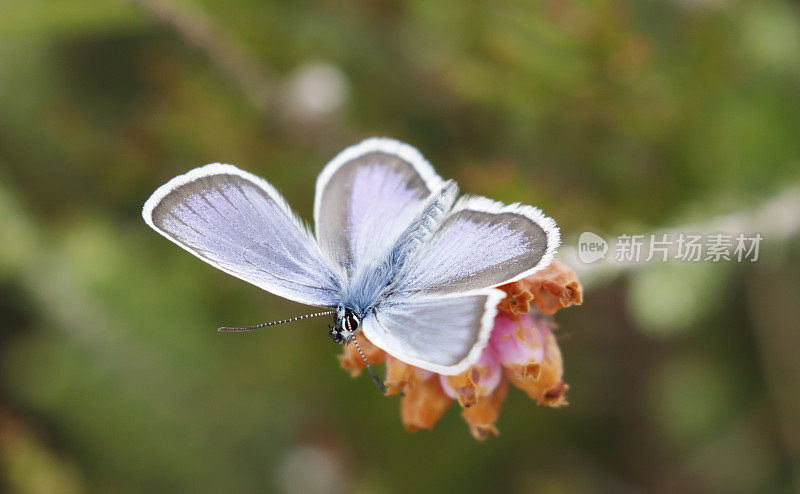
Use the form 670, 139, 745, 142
354, 338, 388, 394
218, 310, 336, 332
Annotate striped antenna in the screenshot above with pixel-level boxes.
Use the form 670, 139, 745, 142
354, 338, 388, 394
218, 310, 336, 332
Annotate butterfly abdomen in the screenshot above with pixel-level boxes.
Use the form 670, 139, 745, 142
389, 181, 458, 266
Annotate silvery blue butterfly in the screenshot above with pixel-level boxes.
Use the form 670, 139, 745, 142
143, 138, 559, 384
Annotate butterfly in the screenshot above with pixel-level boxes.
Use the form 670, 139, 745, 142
142, 138, 559, 385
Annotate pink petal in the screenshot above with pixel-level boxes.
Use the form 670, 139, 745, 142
489, 313, 546, 367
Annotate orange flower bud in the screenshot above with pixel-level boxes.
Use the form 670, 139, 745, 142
497, 283, 534, 316
461, 379, 509, 440
499, 259, 582, 316
400, 372, 453, 432
439, 350, 502, 408
384, 355, 433, 396
337, 333, 386, 377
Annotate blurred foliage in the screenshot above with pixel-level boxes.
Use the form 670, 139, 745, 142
1, 0, 799, 492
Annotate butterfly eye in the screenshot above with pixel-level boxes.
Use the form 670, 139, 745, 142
344, 310, 360, 333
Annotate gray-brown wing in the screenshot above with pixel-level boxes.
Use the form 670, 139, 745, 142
393, 196, 560, 296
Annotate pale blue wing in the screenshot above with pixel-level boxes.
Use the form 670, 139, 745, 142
362, 290, 504, 375
392, 196, 560, 296
314, 138, 445, 272
143, 164, 341, 306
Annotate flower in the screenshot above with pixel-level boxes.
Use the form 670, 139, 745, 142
490, 312, 568, 407
338, 260, 582, 439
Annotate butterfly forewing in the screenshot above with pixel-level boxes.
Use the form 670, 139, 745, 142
314, 138, 445, 272
143, 164, 341, 306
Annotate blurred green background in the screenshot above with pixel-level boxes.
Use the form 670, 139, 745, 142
1, 0, 799, 492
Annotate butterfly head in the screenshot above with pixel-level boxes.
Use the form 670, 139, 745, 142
329, 307, 361, 344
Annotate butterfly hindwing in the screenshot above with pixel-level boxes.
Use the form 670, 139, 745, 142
393, 196, 560, 297
143, 164, 341, 306
361, 289, 505, 375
